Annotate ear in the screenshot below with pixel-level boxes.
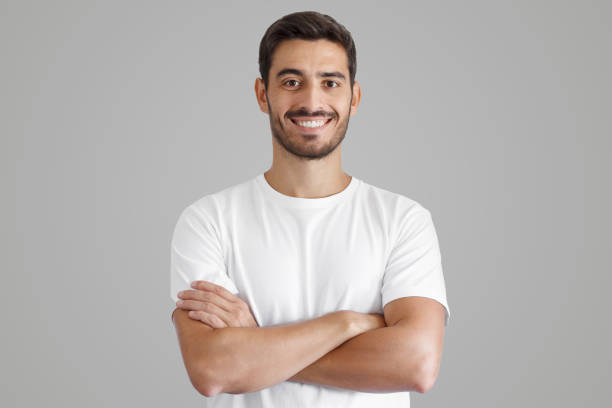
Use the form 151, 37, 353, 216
254, 78, 269, 114
349, 81, 362, 116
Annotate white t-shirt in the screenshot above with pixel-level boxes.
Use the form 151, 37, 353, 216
170, 173, 450, 407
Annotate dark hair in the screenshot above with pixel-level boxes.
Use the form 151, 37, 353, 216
258, 11, 357, 89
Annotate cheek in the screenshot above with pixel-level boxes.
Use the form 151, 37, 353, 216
334, 94, 352, 114
267, 98, 289, 118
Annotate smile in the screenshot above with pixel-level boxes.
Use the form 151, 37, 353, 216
290, 117, 333, 132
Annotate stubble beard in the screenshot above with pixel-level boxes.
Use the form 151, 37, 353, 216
266, 93, 352, 162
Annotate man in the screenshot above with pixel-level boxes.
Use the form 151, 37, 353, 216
170, 10, 450, 407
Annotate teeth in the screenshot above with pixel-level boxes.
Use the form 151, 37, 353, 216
296, 120, 326, 128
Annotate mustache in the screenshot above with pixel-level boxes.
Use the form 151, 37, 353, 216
287, 109, 335, 119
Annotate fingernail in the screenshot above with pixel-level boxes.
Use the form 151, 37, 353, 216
178, 291, 184, 297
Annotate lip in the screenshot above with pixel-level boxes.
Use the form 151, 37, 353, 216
289, 117, 333, 133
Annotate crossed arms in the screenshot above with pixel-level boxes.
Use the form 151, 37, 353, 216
171, 281, 446, 397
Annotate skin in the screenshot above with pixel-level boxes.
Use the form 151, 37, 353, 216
176, 281, 259, 328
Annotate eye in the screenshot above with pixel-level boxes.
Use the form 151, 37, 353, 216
325, 80, 339, 88
283, 79, 300, 87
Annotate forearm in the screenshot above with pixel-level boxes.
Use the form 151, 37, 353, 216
202, 310, 361, 395
288, 325, 427, 393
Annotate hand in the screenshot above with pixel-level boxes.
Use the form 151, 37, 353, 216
175, 280, 259, 329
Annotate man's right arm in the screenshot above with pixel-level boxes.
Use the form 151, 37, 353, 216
171, 308, 376, 397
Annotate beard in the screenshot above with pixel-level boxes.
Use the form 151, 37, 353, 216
266, 93, 352, 161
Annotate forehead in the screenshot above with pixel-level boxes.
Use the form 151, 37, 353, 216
270, 39, 349, 76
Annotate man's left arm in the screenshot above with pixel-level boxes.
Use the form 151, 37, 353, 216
287, 296, 447, 394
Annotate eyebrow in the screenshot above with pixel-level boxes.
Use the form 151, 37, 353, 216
275, 68, 346, 81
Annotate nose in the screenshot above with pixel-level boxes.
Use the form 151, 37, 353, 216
296, 81, 327, 115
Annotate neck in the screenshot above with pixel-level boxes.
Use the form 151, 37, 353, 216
263, 167, 351, 199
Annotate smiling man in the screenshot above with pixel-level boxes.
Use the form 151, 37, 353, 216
263, 39, 353, 161
170, 10, 450, 407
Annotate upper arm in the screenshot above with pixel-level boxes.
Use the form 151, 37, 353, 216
169, 203, 239, 397
383, 296, 446, 392
170, 203, 240, 304
381, 206, 450, 327
172, 307, 221, 397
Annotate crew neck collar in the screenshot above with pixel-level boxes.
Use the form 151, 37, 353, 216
255, 173, 360, 209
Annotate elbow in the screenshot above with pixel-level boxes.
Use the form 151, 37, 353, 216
197, 383, 224, 398
408, 353, 440, 394
192, 365, 225, 398
193, 358, 249, 397
196, 372, 252, 397
185, 355, 227, 398
413, 371, 437, 394
190, 342, 246, 396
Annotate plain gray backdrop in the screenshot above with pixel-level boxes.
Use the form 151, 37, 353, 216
2, 1, 610, 407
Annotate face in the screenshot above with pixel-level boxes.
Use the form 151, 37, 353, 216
255, 39, 361, 161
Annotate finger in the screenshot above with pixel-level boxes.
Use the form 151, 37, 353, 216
178, 299, 236, 327
178, 289, 234, 313
190, 280, 238, 302
176, 298, 229, 316
188, 310, 227, 329
196, 301, 235, 326
176, 299, 209, 311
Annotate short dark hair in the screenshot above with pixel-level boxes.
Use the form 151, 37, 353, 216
258, 11, 357, 89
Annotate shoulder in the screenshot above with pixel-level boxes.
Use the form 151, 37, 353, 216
356, 178, 432, 221
354, 178, 436, 247
180, 175, 259, 221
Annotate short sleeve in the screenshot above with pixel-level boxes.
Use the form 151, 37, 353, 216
381, 206, 450, 326
169, 204, 239, 309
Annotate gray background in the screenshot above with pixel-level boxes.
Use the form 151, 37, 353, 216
2, 0, 610, 407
